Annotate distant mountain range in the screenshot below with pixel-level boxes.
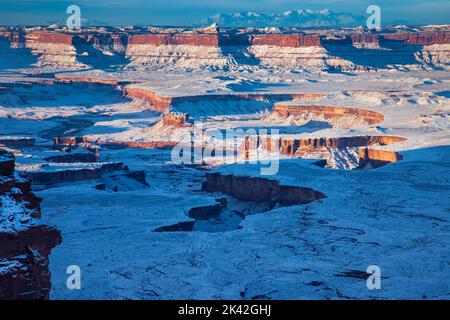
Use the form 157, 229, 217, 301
202, 9, 366, 28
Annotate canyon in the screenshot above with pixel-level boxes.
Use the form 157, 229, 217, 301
0, 26, 449, 71
0, 24, 449, 300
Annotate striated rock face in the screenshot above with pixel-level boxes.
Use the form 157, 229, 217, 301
1, 27, 449, 71
273, 103, 384, 125
126, 33, 228, 69
24, 31, 83, 69
244, 135, 407, 158
358, 148, 403, 169
123, 87, 173, 111
202, 172, 325, 206
0, 148, 61, 300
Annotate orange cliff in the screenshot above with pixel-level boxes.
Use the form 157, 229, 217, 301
358, 148, 403, 169
128, 33, 220, 46
123, 86, 173, 112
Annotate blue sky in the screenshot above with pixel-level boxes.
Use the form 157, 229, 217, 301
0, 0, 449, 26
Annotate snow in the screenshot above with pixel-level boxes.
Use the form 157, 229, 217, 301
0, 52, 449, 299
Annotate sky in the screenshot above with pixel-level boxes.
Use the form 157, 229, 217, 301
0, 0, 449, 26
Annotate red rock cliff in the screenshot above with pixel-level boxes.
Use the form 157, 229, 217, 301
251, 34, 321, 47
382, 32, 450, 45
128, 33, 220, 46
0, 148, 61, 300
358, 147, 403, 169
244, 135, 407, 158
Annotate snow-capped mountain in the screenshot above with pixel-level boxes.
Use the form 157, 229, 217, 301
202, 9, 366, 28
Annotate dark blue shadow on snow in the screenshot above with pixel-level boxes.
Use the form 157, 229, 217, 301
0, 38, 38, 70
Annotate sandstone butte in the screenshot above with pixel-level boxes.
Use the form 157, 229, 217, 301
2, 29, 448, 48
0, 148, 61, 300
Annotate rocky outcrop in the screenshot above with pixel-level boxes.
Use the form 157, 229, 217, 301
27, 162, 125, 185
358, 148, 403, 169
162, 112, 190, 127
24, 31, 82, 69
244, 135, 407, 158
273, 103, 384, 125
126, 33, 228, 69
0, 148, 61, 300
202, 172, 325, 206
123, 87, 173, 111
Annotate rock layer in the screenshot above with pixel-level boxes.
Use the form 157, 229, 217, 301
358, 148, 403, 169
0, 148, 61, 300
244, 135, 407, 158
273, 103, 385, 125
202, 172, 325, 206
1, 27, 449, 71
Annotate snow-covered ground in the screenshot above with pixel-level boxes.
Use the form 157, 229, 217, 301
1, 67, 449, 299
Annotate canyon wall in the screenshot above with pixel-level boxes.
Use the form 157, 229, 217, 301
358, 147, 403, 169
244, 135, 407, 158
202, 172, 325, 206
0, 148, 61, 299
24, 31, 83, 69
1, 27, 449, 71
